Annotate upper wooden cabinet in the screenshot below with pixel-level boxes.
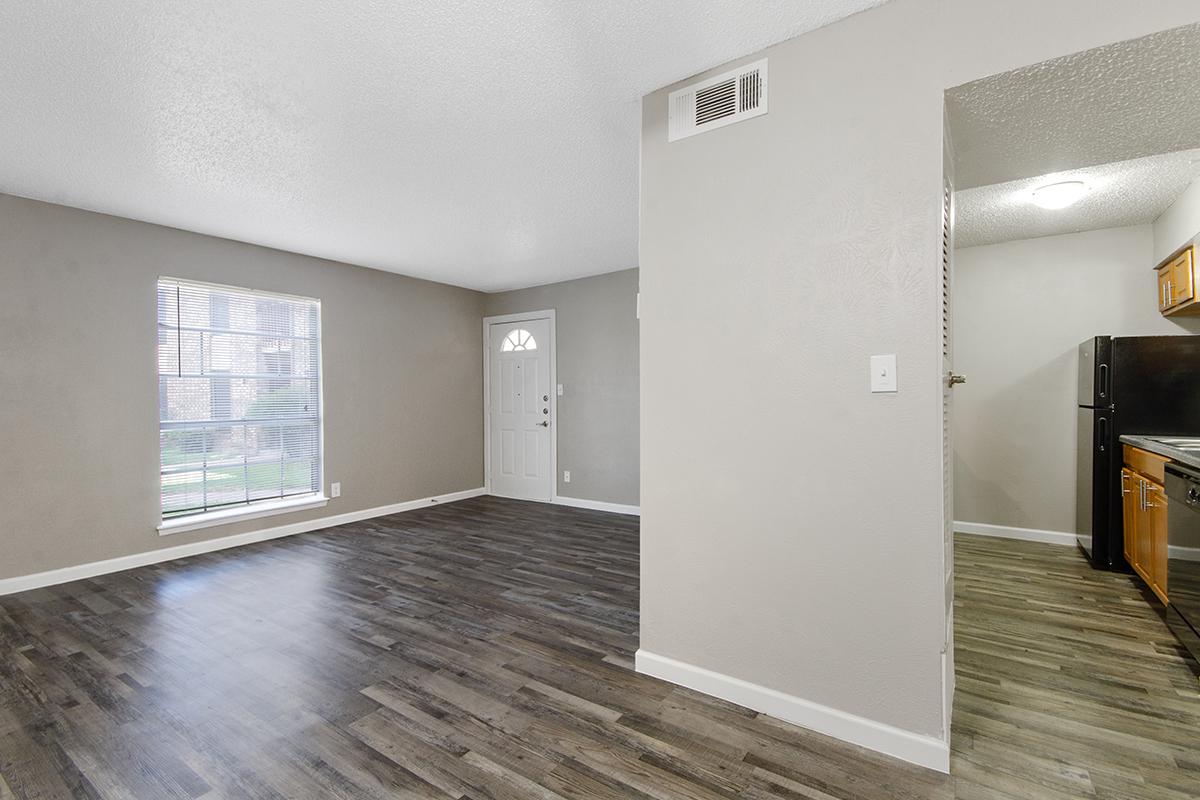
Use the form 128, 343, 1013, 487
1157, 244, 1198, 316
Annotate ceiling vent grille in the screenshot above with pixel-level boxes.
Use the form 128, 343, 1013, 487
669, 59, 768, 142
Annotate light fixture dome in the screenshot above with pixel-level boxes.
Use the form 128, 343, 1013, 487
1031, 181, 1087, 210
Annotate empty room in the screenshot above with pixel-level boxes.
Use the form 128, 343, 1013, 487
3, 2, 1199, 798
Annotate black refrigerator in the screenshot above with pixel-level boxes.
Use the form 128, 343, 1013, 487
1076, 335, 1200, 568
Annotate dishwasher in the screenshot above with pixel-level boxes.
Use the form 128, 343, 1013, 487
1165, 462, 1200, 671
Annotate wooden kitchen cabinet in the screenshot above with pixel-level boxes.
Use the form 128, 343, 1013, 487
1122, 468, 1138, 567
1145, 480, 1168, 603
1121, 447, 1169, 604
1158, 267, 1174, 312
1156, 245, 1198, 316
1172, 248, 1195, 306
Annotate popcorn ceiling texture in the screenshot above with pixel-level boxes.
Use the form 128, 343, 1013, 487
956, 149, 1200, 248
0, 0, 884, 291
947, 22, 1200, 190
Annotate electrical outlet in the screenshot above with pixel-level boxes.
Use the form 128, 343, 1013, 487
563, 471, 571, 483
331, 482, 341, 498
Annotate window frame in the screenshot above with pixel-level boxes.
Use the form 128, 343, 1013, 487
155, 277, 327, 534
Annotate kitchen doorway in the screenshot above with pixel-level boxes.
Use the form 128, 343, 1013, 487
941, 18, 1200, 792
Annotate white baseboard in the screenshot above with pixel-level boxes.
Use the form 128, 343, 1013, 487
553, 495, 640, 516
635, 650, 950, 774
954, 520, 1075, 547
955, 521, 1200, 561
0, 487, 486, 597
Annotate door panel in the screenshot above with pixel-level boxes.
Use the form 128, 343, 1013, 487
1159, 269, 1174, 311
1122, 469, 1137, 568
1147, 481, 1168, 602
1172, 250, 1194, 306
1137, 480, 1153, 582
488, 318, 552, 500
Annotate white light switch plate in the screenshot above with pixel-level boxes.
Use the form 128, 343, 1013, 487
870, 355, 897, 393
556, 384, 564, 396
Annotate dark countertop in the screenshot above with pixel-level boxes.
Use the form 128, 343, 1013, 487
1119, 435, 1200, 472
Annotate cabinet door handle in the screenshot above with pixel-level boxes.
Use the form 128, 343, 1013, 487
1144, 485, 1163, 509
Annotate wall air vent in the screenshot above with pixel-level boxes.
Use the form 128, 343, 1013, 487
669, 59, 768, 142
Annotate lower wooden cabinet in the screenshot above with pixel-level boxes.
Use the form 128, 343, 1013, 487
1122, 468, 1137, 567
1122, 463, 1168, 604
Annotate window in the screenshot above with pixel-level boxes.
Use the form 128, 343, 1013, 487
157, 278, 322, 524
500, 328, 537, 352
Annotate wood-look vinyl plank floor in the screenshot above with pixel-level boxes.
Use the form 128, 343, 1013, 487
952, 534, 1200, 799
1, 497, 1197, 798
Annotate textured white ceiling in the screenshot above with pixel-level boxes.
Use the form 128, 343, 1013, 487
955, 150, 1200, 249
947, 23, 1200, 190
0, 1, 884, 291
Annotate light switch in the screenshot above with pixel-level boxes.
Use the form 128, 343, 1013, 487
870, 354, 897, 393
556, 384, 564, 396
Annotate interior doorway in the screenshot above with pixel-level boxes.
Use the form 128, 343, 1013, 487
940, 19, 1200, 787
484, 311, 557, 502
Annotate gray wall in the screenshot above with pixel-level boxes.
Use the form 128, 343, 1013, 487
484, 269, 639, 507
954, 225, 1200, 534
0, 194, 485, 580
1155, 176, 1200, 262
640, 0, 1200, 747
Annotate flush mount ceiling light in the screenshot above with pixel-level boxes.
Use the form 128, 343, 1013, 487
1030, 180, 1088, 209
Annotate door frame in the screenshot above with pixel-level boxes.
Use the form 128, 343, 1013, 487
483, 310, 558, 502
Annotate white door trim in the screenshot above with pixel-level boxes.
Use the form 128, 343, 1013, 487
483, 310, 557, 502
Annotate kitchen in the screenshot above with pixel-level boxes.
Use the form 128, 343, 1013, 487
1118, 433, 1200, 662
1079, 335, 1200, 665
948, 23, 1200, 676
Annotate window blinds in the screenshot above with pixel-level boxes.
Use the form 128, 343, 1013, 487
157, 278, 322, 519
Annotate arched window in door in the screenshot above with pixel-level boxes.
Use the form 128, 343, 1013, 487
500, 328, 537, 352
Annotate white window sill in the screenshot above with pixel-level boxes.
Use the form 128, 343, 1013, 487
158, 494, 329, 535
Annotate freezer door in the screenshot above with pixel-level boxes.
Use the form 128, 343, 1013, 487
1077, 336, 1111, 408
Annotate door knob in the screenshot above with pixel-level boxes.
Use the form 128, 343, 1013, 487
538, 421, 548, 427
948, 373, 967, 387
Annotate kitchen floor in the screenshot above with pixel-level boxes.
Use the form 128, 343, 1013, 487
1, 500, 1198, 799
953, 534, 1200, 799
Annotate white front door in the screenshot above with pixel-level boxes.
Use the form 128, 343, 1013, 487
488, 317, 553, 501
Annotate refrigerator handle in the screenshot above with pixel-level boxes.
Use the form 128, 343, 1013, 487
1098, 416, 1108, 452
1098, 363, 1108, 399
